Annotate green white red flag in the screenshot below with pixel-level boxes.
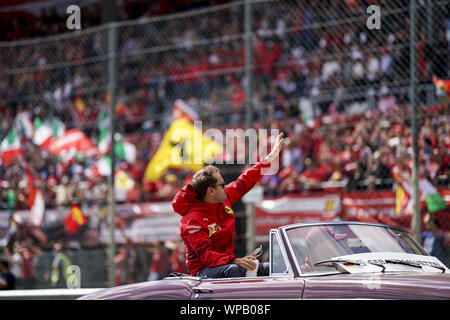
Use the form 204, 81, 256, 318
97, 109, 137, 163
97, 109, 111, 154
33, 117, 66, 148
419, 178, 447, 213
16, 111, 34, 139
1, 128, 21, 165
115, 137, 137, 164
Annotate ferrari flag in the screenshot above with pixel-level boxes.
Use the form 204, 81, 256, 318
144, 100, 222, 182
64, 203, 88, 234
144, 118, 222, 182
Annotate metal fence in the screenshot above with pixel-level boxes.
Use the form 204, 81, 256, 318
0, 0, 449, 288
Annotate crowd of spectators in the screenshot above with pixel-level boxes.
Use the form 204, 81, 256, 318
259, 104, 450, 196
0, 0, 449, 212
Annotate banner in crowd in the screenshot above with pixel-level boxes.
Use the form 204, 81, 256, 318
343, 190, 409, 229
343, 189, 450, 231
254, 193, 342, 237
99, 202, 181, 244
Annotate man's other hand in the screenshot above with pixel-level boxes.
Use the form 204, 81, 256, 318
231, 255, 257, 270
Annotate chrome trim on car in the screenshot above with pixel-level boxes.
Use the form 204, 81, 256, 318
269, 229, 294, 276
279, 227, 302, 277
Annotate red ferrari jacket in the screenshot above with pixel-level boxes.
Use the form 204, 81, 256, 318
172, 161, 269, 276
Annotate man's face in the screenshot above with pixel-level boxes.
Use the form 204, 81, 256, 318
209, 172, 227, 203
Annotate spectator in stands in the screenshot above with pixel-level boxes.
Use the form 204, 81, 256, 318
377, 85, 398, 115
298, 159, 328, 188
114, 237, 139, 285
0, 259, 16, 290
18, 238, 42, 289
146, 240, 171, 281
422, 215, 445, 263
50, 242, 72, 288
167, 241, 188, 275
367, 151, 393, 190
345, 162, 367, 192
114, 245, 128, 286
2, 242, 23, 288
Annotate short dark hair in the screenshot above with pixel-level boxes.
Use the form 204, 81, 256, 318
0, 259, 8, 269
429, 217, 440, 228
192, 165, 220, 198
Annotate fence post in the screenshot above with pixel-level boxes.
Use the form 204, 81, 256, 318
410, 0, 421, 243
244, 0, 255, 255
107, 21, 118, 288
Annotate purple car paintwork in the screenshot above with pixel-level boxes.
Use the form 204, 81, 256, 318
79, 222, 450, 300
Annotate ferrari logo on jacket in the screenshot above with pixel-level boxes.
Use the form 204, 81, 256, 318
224, 206, 234, 215
208, 223, 221, 236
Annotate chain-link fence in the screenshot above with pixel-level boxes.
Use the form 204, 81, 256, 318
0, 0, 449, 288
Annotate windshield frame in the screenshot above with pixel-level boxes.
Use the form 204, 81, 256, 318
279, 221, 429, 277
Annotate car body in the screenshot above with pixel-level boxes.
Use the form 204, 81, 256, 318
79, 222, 450, 300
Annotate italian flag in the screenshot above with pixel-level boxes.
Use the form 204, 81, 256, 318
419, 178, 447, 213
1, 128, 21, 165
33, 117, 66, 148
97, 109, 111, 154
115, 138, 137, 164
16, 111, 34, 139
97, 109, 136, 163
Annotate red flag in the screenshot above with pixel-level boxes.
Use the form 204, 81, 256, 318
64, 203, 88, 234
48, 129, 98, 159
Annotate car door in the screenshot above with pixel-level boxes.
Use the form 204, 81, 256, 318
191, 229, 304, 299
191, 276, 305, 300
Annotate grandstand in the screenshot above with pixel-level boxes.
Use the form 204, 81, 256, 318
0, 0, 449, 289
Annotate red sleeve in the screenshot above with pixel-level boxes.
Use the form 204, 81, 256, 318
225, 161, 270, 205
181, 216, 237, 267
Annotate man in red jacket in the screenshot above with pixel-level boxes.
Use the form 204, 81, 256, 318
172, 133, 285, 278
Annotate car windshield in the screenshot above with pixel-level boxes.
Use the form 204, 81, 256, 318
285, 224, 428, 275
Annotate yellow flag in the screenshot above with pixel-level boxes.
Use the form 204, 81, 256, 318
395, 184, 408, 215
144, 119, 222, 182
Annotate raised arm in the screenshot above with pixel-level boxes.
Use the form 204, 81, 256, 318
225, 132, 285, 205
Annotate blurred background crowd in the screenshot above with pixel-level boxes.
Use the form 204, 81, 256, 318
1, 0, 448, 211
0, 0, 449, 289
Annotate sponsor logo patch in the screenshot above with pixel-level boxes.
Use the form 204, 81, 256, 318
208, 223, 221, 236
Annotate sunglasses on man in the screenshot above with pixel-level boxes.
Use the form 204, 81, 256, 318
212, 182, 226, 189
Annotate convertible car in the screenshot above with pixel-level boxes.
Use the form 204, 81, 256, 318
79, 222, 450, 300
